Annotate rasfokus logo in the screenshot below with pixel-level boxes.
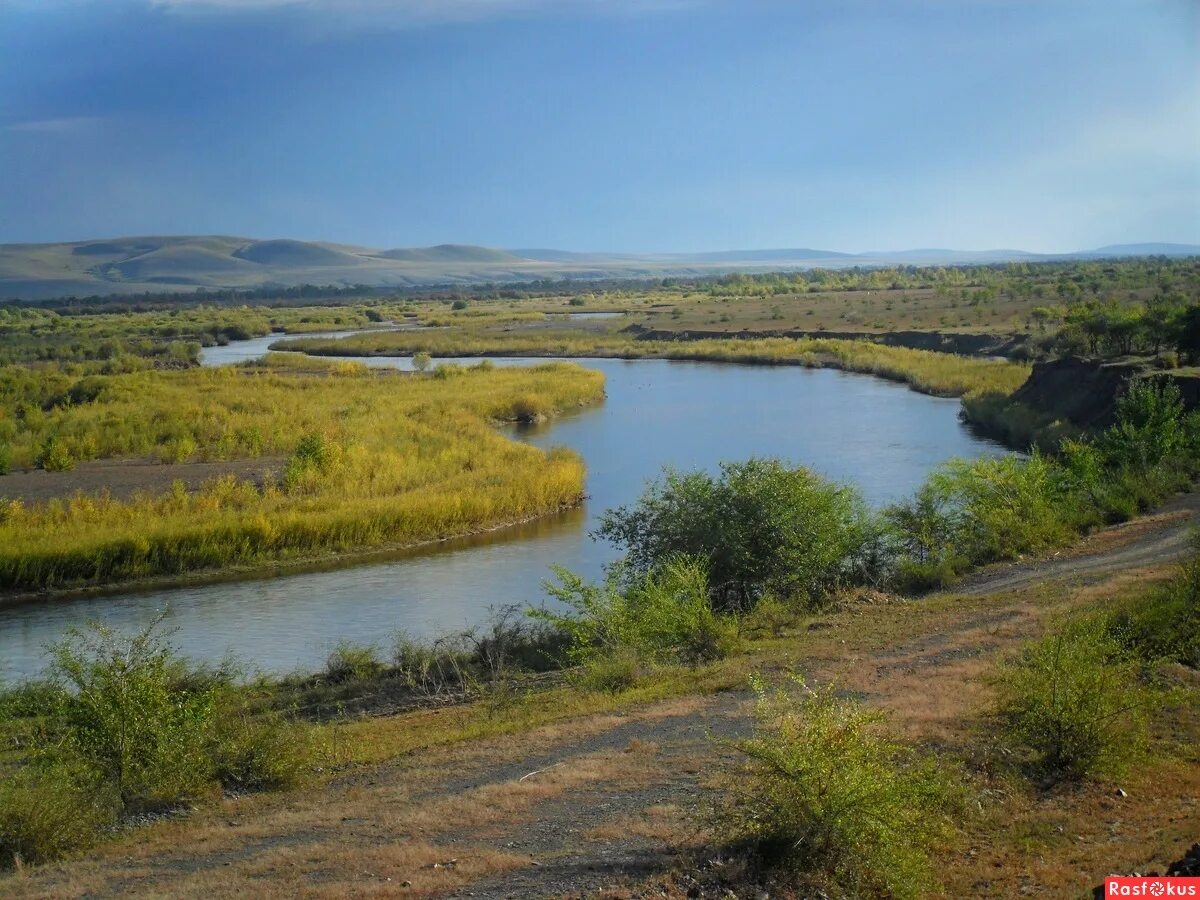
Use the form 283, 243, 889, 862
1106, 877, 1200, 897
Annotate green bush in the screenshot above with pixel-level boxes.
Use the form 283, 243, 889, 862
597, 458, 874, 611
893, 556, 962, 593
995, 618, 1158, 781
48, 621, 219, 814
715, 675, 957, 899
740, 593, 797, 638
209, 704, 310, 791
37, 435, 76, 472
323, 641, 385, 683
0, 766, 109, 869
890, 452, 1072, 572
0, 621, 319, 868
282, 432, 339, 494
960, 390, 1072, 451
541, 556, 738, 667
1107, 541, 1200, 668
0, 439, 10, 475
1097, 379, 1191, 470
571, 647, 646, 693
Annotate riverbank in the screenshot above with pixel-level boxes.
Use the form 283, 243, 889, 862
278, 331, 1032, 399
3, 497, 1196, 897
0, 501, 586, 612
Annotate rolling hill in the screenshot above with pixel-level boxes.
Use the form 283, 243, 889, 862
0, 235, 1195, 300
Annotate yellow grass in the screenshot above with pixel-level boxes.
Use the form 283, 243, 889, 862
0, 362, 605, 591
281, 330, 1031, 398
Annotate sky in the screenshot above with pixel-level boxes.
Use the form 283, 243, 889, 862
1, 0, 1197, 252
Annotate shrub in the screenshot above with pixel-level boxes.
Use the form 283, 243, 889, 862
0, 439, 10, 475
741, 593, 796, 638
509, 393, 549, 423
323, 641, 384, 683
537, 555, 739, 671
209, 704, 310, 791
282, 432, 338, 494
37, 436, 76, 472
994, 618, 1158, 781
432, 363, 463, 379
571, 647, 646, 693
1107, 541, 1200, 668
892, 556, 962, 593
715, 675, 957, 899
916, 452, 1072, 567
597, 458, 873, 611
960, 391, 1075, 452
390, 610, 570, 698
160, 435, 198, 464
1097, 378, 1190, 470
47, 620, 219, 814
392, 632, 475, 696
0, 766, 109, 869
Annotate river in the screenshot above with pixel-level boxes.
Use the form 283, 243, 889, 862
0, 338, 1006, 681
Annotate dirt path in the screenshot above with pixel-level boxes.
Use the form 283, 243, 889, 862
951, 491, 1200, 596
4, 493, 1198, 899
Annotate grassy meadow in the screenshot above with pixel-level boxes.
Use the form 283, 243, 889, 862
0, 359, 603, 591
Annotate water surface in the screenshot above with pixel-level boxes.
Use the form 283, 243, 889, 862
0, 351, 1005, 681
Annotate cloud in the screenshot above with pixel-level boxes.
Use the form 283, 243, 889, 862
4, 116, 105, 134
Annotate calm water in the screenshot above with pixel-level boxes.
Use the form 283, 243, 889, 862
0, 349, 1005, 681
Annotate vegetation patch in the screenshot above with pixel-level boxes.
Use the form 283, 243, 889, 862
712, 674, 960, 899
992, 617, 1161, 782
0, 363, 603, 591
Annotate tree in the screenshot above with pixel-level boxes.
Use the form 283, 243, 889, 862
595, 458, 872, 611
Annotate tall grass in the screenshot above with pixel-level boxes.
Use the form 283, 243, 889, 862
281, 330, 1031, 398
0, 363, 603, 590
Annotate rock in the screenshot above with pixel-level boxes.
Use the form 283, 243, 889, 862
1167, 842, 1200, 877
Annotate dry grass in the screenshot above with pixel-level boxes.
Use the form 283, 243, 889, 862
0, 362, 604, 592
581, 802, 694, 844
2, 553, 1195, 898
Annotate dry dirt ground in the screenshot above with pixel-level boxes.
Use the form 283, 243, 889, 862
0, 457, 286, 504
4, 494, 1198, 899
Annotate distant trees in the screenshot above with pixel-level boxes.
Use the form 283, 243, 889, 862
1054, 294, 1197, 360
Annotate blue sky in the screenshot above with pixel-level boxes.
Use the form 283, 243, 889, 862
1, 0, 1197, 252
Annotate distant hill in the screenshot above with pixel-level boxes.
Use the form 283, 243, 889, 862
1083, 243, 1200, 258
0, 235, 1195, 300
375, 244, 522, 264
667, 248, 856, 263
